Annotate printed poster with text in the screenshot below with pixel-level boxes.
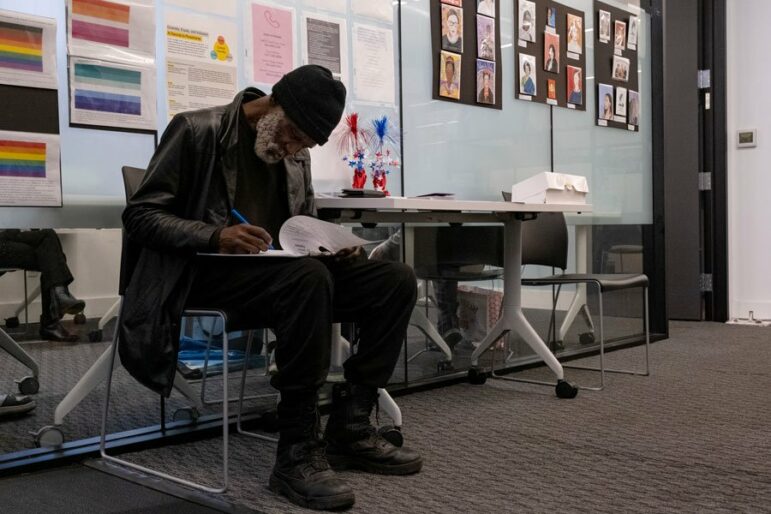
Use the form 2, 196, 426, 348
67, 0, 155, 64
0, 130, 62, 207
352, 23, 394, 105
302, 14, 347, 83
0, 9, 58, 89
249, 3, 295, 86
165, 10, 238, 120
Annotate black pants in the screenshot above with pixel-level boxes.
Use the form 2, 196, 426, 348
187, 257, 417, 394
0, 229, 74, 321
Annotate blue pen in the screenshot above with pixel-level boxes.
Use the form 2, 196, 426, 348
230, 208, 275, 250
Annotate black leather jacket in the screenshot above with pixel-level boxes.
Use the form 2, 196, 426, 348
120, 88, 316, 396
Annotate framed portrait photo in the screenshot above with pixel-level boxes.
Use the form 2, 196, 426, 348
547, 7, 557, 28
598, 83, 614, 120
518, 0, 536, 42
566, 65, 582, 105
439, 51, 462, 100
476, 59, 495, 104
543, 31, 560, 72
628, 90, 640, 125
612, 55, 630, 82
615, 86, 627, 117
441, 4, 464, 53
477, 0, 495, 17
614, 20, 627, 50
599, 10, 611, 43
519, 53, 536, 96
567, 13, 583, 55
477, 15, 496, 61
628, 16, 639, 48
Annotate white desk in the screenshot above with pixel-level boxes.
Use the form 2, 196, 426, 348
316, 197, 592, 398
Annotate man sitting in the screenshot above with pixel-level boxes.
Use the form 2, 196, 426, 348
120, 65, 421, 510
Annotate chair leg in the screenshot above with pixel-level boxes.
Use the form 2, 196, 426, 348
236, 330, 279, 442
101, 310, 229, 494
564, 284, 651, 383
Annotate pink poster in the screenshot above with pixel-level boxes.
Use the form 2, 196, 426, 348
251, 3, 294, 84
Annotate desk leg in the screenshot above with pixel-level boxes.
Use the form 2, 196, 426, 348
470, 218, 565, 381
558, 224, 595, 342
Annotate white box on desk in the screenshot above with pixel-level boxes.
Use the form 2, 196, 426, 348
510, 172, 589, 204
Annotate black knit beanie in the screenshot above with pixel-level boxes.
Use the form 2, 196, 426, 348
271, 65, 346, 146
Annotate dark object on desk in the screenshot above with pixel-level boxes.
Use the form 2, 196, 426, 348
520, 212, 650, 391
340, 188, 386, 198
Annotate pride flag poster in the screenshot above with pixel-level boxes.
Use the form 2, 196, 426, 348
0, 130, 61, 207
69, 57, 156, 130
0, 10, 57, 89
67, 0, 155, 64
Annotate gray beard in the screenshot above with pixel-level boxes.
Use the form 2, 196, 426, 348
253, 111, 285, 164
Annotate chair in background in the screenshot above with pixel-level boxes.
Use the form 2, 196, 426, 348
410, 226, 504, 370
1, 268, 31, 333
0, 269, 40, 394
496, 212, 649, 391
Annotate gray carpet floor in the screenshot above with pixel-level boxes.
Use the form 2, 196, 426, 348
113, 321, 771, 513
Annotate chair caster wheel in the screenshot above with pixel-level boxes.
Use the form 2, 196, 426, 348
5, 316, 19, 329
468, 368, 487, 385
88, 329, 103, 342
33, 426, 64, 448
555, 379, 578, 399
579, 332, 595, 345
172, 407, 200, 422
16, 376, 39, 395
437, 360, 454, 372
378, 426, 403, 447
260, 410, 278, 432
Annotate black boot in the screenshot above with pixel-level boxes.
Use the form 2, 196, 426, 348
39, 316, 78, 342
269, 393, 355, 511
324, 383, 423, 475
51, 285, 85, 317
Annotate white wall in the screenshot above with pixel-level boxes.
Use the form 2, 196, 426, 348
727, 0, 771, 319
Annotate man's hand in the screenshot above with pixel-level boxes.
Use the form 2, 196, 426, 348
218, 224, 273, 254
332, 246, 367, 265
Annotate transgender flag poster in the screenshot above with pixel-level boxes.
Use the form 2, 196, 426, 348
69, 56, 156, 130
0, 10, 57, 89
0, 130, 62, 207
67, 0, 155, 64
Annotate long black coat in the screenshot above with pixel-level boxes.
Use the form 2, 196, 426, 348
120, 88, 316, 396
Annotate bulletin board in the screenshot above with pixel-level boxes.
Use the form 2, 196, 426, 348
593, 0, 639, 131
430, 0, 503, 110
514, 0, 586, 111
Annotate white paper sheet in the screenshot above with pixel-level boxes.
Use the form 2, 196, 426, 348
165, 10, 238, 66
0, 9, 58, 89
279, 216, 369, 255
352, 23, 394, 105
67, 0, 155, 65
166, 58, 237, 120
302, 0, 346, 14
247, 2, 296, 85
302, 13, 348, 83
351, 0, 394, 24
0, 130, 62, 207
165, 0, 238, 17
69, 56, 156, 130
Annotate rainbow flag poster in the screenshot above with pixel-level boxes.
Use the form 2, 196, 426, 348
0, 130, 62, 207
0, 20, 43, 72
69, 57, 156, 130
67, 0, 155, 59
0, 11, 57, 89
71, 0, 130, 48
0, 140, 46, 178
